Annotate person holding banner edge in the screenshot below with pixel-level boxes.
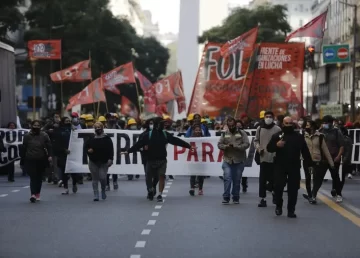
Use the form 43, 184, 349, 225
122, 117, 195, 202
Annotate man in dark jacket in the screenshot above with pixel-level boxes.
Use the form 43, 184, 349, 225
123, 117, 195, 202
267, 116, 312, 218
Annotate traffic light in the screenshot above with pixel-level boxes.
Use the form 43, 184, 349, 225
304, 45, 316, 69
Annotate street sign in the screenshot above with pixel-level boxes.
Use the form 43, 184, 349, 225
322, 44, 351, 64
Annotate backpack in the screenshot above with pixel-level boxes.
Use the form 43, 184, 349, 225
149, 130, 167, 140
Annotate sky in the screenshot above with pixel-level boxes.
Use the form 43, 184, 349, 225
139, 0, 251, 34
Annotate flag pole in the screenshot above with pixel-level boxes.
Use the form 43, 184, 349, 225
89, 50, 96, 114
310, 36, 324, 117
60, 57, 64, 116
234, 45, 258, 118
132, 63, 142, 116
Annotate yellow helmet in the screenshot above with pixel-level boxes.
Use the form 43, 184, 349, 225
163, 114, 171, 120
259, 110, 265, 119
80, 114, 87, 119
85, 114, 94, 121
98, 116, 106, 122
128, 118, 137, 125
201, 118, 206, 123
187, 113, 194, 121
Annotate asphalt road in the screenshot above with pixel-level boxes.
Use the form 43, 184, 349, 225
1, 174, 360, 258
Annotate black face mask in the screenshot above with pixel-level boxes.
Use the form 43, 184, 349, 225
64, 123, 71, 128
95, 129, 103, 135
229, 126, 236, 133
282, 126, 294, 134
32, 127, 40, 134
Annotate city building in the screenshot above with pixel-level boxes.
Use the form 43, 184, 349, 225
311, 0, 360, 115
109, 0, 145, 36
177, 0, 229, 118
142, 10, 160, 39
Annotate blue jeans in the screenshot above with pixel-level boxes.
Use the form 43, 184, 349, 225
222, 162, 245, 200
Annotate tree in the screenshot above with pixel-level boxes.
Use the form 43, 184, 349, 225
24, 0, 169, 107
198, 4, 291, 44
0, 0, 25, 39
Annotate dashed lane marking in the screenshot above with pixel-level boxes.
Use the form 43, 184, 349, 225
135, 241, 146, 248
130, 255, 141, 258
163, 190, 169, 193
141, 229, 151, 235
155, 205, 162, 209
165, 185, 170, 189
147, 220, 156, 225
151, 212, 159, 217
0, 194, 9, 197
23, 186, 30, 188
11, 190, 20, 193
167, 182, 172, 185
162, 194, 167, 197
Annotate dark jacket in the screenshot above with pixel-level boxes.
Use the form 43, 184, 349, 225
21, 131, 52, 161
267, 130, 312, 169
342, 135, 353, 164
0, 138, 5, 152
84, 134, 114, 164
139, 129, 150, 164
56, 125, 73, 169
128, 129, 191, 161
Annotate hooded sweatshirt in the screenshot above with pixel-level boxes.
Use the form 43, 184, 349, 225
84, 133, 114, 164
254, 123, 282, 163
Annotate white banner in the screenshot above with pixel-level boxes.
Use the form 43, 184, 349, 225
65, 129, 333, 179
0, 129, 29, 167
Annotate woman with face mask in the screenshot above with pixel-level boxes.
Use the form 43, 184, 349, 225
21, 120, 53, 203
189, 124, 205, 196
84, 122, 114, 201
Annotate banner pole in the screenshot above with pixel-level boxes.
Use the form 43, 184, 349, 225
234, 45, 258, 118
89, 50, 96, 114
132, 63, 142, 116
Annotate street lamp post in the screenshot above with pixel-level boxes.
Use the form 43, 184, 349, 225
339, 0, 358, 121
30, 58, 37, 120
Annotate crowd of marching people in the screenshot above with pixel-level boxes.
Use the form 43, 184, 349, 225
0, 110, 358, 218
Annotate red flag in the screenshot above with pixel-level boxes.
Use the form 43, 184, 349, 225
50, 60, 91, 83
220, 27, 259, 57
121, 96, 138, 118
66, 78, 105, 110
154, 71, 184, 105
135, 71, 156, 113
102, 62, 136, 94
28, 40, 62, 60
285, 11, 327, 42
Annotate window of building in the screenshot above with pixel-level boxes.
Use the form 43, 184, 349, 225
299, 19, 303, 27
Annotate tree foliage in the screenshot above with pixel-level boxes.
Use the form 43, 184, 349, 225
24, 0, 169, 102
198, 4, 292, 44
0, 0, 25, 39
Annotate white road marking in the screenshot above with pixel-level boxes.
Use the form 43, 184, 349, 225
135, 241, 146, 248
155, 205, 162, 209
23, 186, 30, 188
151, 212, 159, 217
167, 182, 172, 185
163, 190, 169, 193
165, 185, 170, 189
168, 179, 173, 182
162, 194, 167, 197
0, 194, 8, 197
11, 190, 20, 193
147, 220, 156, 225
141, 229, 151, 235
130, 255, 141, 258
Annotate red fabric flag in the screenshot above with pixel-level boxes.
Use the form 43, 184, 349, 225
135, 71, 156, 113
66, 78, 105, 110
28, 40, 62, 60
220, 27, 259, 57
102, 62, 136, 94
121, 96, 139, 118
285, 11, 327, 42
154, 71, 184, 105
50, 60, 91, 83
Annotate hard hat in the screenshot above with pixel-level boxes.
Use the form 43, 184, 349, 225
98, 116, 106, 122
128, 118, 137, 125
85, 114, 94, 121
113, 113, 119, 118
201, 118, 206, 123
163, 114, 171, 120
187, 113, 194, 121
80, 114, 87, 119
259, 110, 265, 119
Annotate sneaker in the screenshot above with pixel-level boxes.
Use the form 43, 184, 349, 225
72, 185, 78, 193
287, 212, 297, 218
169, 175, 174, 180
189, 189, 195, 196
275, 207, 282, 216
348, 174, 352, 179
113, 182, 118, 190
302, 194, 309, 200
331, 189, 336, 197
35, 194, 40, 201
105, 185, 110, 191
93, 191, 99, 201
198, 189, 203, 195
157, 195, 163, 202
101, 190, 107, 200
242, 186, 247, 193
233, 199, 240, 204
336, 195, 343, 203
309, 197, 317, 204
258, 199, 267, 207
61, 189, 69, 195
30, 195, 36, 203
272, 192, 276, 204
148, 190, 154, 201
222, 198, 230, 205
135, 175, 140, 179
58, 180, 63, 187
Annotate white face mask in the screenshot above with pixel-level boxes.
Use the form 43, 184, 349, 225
298, 121, 304, 127
264, 118, 273, 125
130, 125, 137, 130
149, 124, 154, 130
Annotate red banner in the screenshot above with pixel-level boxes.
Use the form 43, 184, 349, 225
220, 27, 259, 57
136, 71, 156, 113
50, 60, 91, 83
121, 96, 138, 118
246, 42, 305, 118
66, 78, 106, 110
155, 71, 184, 105
102, 62, 136, 94
28, 40, 62, 60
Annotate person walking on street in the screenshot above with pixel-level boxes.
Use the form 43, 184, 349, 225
267, 116, 313, 218
338, 126, 353, 197
84, 122, 114, 201
123, 117, 195, 202
218, 117, 250, 205
189, 124, 205, 196
21, 120, 53, 203
254, 111, 281, 208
